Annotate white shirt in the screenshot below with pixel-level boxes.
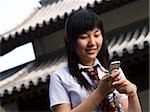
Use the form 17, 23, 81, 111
49, 59, 127, 111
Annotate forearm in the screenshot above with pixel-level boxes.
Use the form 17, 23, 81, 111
128, 92, 142, 112
72, 89, 104, 112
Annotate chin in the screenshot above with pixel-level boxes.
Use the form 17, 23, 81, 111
87, 55, 97, 60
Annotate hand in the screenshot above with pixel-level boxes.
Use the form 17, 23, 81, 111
97, 71, 119, 98
115, 79, 137, 97
111, 69, 137, 96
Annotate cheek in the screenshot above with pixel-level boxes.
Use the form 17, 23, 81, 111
76, 40, 86, 50
97, 37, 103, 49
75, 40, 87, 56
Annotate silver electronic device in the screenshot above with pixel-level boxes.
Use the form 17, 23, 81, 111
109, 61, 121, 72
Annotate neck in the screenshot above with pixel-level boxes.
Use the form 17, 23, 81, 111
79, 59, 95, 67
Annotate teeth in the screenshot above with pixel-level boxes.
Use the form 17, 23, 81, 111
86, 49, 96, 53
88, 49, 94, 51
86, 49, 95, 51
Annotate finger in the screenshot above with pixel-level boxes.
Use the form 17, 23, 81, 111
116, 84, 127, 89
116, 86, 127, 94
112, 78, 126, 86
102, 74, 112, 81
110, 70, 120, 78
113, 74, 122, 81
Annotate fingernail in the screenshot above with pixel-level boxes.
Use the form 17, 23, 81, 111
112, 82, 116, 85
110, 73, 116, 77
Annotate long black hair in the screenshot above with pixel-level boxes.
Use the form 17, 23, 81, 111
65, 8, 109, 89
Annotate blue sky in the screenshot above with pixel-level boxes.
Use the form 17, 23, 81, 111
0, 0, 40, 72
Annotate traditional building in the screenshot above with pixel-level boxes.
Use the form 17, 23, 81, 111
0, 0, 149, 111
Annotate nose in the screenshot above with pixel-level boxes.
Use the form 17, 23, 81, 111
88, 36, 95, 46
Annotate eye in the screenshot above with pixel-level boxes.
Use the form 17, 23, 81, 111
95, 33, 100, 37
79, 34, 88, 39
94, 32, 100, 37
94, 30, 101, 37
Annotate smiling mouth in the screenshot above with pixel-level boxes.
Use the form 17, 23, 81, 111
85, 48, 96, 54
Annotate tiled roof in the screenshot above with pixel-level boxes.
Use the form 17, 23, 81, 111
1, 0, 103, 41
0, 56, 67, 97
108, 25, 149, 59
0, 24, 149, 97
0, 0, 104, 56
0, 0, 137, 56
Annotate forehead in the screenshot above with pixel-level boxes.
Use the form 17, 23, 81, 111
81, 27, 101, 34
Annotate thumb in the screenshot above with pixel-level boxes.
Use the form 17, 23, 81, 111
102, 74, 112, 81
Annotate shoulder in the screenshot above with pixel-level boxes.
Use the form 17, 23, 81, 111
54, 66, 69, 75
50, 66, 71, 82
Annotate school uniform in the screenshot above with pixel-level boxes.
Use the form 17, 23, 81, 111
49, 59, 127, 111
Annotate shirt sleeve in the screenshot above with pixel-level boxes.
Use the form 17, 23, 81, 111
49, 73, 70, 107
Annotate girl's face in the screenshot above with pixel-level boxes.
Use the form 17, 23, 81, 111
75, 27, 103, 66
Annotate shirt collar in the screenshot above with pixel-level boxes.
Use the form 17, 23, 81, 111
78, 59, 98, 69
78, 58, 108, 73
